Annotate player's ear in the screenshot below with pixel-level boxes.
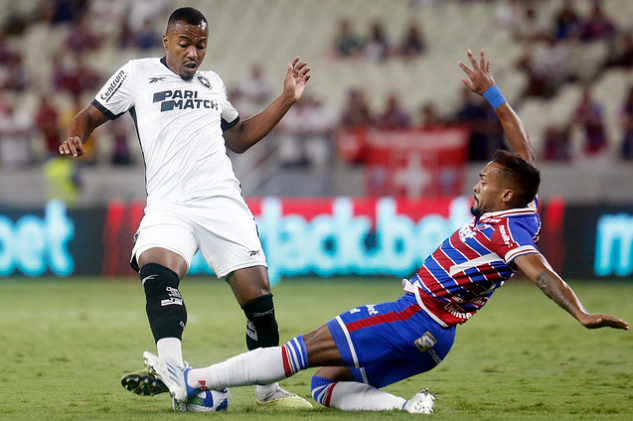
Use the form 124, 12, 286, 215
501, 189, 514, 204
163, 33, 170, 51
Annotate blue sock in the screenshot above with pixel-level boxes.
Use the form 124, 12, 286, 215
282, 335, 309, 375
311, 375, 336, 406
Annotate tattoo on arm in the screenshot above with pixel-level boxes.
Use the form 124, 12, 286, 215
535, 272, 583, 317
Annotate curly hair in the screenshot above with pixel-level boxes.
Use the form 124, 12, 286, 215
491, 150, 540, 206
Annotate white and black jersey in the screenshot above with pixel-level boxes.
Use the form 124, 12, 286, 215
93, 57, 241, 205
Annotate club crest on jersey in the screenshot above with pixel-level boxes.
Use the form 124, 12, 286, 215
458, 224, 476, 242
197, 75, 211, 88
153, 89, 219, 112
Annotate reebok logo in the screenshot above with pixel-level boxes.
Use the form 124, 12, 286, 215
149, 77, 164, 83
248, 250, 261, 256
152, 89, 218, 112
141, 274, 157, 286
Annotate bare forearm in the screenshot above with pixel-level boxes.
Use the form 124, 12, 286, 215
68, 106, 106, 142
495, 103, 536, 163
60, 104, 108, 157
534, 271, 587, 321
228, 93, 296, 153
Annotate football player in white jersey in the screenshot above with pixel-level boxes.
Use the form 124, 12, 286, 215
59, 7, 312, 411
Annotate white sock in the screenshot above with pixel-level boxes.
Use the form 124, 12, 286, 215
254, 382, 279, 398
327, 381, 406, 411
187, 347, 287, 390
156, 337, 184, 367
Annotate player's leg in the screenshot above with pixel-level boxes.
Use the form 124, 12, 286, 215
309, 294, 455, 412
227, 266, 278, 350
122, 214, 197, 397
311, 370, 410, 412
121, 248, 190, 396
144, 323, 343, 400
137, 247, 189, 367
193, 196, 310, 407
226, 266, 311, 407
310, 359, 438, 413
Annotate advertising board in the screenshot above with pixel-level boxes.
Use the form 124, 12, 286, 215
1, 199, 632, 281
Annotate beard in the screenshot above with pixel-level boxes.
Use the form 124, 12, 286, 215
470, 205, 481, 218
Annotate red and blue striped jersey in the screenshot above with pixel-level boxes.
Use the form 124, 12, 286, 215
407, 202, 541, 327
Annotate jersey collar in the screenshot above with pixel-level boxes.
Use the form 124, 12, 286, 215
479, 204, 537, 220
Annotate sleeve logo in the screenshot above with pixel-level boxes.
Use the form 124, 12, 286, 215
100, 70, 126, 103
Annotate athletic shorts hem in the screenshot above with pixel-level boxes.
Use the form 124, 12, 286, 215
132, 243, 192, 273
215, 261, 268, 279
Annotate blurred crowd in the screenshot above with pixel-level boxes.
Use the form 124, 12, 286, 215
496, 0, 633, 161
330, 18, 426, 62
0, 0, 631, 174
0, 0, 172, 169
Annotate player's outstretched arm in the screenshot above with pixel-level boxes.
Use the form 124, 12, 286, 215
224, 57, 311, 154
59, 104, 109, 157
514, 253, 629, 330
458, 49, 536, 164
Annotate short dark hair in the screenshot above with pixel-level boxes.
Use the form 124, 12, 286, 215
167, 7, 207, 30
491, 149, 540, 206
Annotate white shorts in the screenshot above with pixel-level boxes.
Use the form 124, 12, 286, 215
131, 195, 267, 278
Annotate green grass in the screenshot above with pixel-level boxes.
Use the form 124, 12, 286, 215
0, 277, 631, 420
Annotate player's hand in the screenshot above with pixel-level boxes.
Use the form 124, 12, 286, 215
578, 313, 629, 330
283, 56, 311, 103
59, 136, 86, 157
458, 49, 496, 95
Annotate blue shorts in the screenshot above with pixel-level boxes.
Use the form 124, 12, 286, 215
326, 293, 456, 388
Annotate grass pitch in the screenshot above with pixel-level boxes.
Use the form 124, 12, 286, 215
0, 276, 631, 420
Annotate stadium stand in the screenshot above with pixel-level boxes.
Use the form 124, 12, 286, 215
1, 0, 633, 205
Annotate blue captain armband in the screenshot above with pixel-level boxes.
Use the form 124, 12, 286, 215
482, 85, 507, 110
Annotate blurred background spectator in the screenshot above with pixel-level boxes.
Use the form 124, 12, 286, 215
39, 0, 88, 25
0, 0, 632, 203
0, 102, 34, 168
619, 85, 633, 160
108, 117, 134, 165
235, 63, 273, 118
453, 88, 505, 161
399, 21, 426, 60
570, 87, 609, 156
341, 88, 373, 129
363, 20, 392, 62
581, 0, 617, 42
52, 55, 101, 102
332, 18, 364, 59
418, 102, 445, 129
62, 11, 103, 55
377, 92, 410, 129
301, 92, 339, 167
516, 35, 570, 99
553, 0, 583, 41
541, 124, 573, 161
34, 95, 61, 160
512, 6, 549, 43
